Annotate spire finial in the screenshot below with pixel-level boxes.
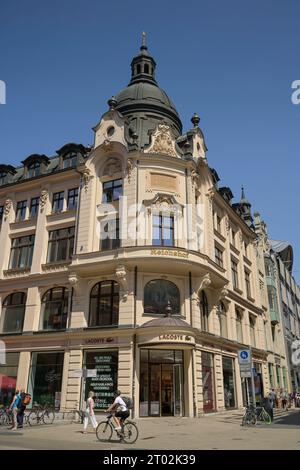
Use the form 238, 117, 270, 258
241, 186, 245, 200
141, 31, 147, 49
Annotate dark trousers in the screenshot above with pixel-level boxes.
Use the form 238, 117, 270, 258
17, 405, 26, 427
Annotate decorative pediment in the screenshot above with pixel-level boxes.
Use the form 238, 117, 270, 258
143, 193, 183, 214
102, 158, 122, 177
144, 124, 180, 158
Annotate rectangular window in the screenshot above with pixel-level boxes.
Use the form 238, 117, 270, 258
231, 259, 239, 289
16, 200, 27, 221
52, 191, 64, 213
67, 188, 78, 210
245, 270, 251, 297
29, 197, 39, 218
47, 227, 75, 263
9, 235, 35, 269
102, 179, 123, 203
216, 215, 222, 233
152, 214, 174, 247
268, 363, 274, 388
100, 219, 120, 250
214, 246, 223, 268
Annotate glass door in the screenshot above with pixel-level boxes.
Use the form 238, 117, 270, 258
149, 364, 160, 416
161, 364, 173, 416
173, 364, 183, 416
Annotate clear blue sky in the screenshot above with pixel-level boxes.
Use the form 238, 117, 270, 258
0, 0, 299, 281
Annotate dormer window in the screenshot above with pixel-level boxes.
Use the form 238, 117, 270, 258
28, 161, 41, 178
22, 154, 49, 179
0, 171, 7, 185
0, 165, 16, 186
63, 152, 77, 169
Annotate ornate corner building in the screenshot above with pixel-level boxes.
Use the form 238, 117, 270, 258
0, 38, 299, 417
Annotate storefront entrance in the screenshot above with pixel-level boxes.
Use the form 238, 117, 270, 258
140, 349, 184, 417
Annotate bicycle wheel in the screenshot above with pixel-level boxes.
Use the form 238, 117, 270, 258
261, 408, 272, 425
28, 411, 39, 426
96, 421, 113, 442
242, 411, 256, 426
122, 421, 139, 444
67, 410, 81, 423
43, 409, 55, 425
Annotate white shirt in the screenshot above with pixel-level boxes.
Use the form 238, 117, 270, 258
114, 396, 127, 411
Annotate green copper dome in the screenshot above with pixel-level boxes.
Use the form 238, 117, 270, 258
114, 36, 182, 148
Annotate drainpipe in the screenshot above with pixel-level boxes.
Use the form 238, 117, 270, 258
132, 266, 138, 418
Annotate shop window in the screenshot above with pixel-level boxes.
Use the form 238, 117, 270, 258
202, 352, 215, 412
222, 356, 236, 409
1, 292, 26, 334
84, 350, 118, 410
0, 352, 19, 406
40, 287, 69, 331
200, 290, 209, 332
89, 281, 119, 327
28, 352, 64, 408
144, 279, 180, 315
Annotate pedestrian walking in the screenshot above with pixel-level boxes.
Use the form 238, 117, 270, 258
82, 391, 98, 434
263, 394, 274, 422
9, 390, 22, 431
280, 389, 288, 411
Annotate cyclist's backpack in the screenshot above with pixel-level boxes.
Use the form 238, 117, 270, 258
122, 396, 133, 410
22, 393, 31, 406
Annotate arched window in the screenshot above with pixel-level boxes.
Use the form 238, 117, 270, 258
144, 64, 149, 74
63, 152, 77, 169
1, 292, 26, 333
137, 64, 141, 74
41, 287, 69, 330
236, 308, 243, 343
27, 161, 41, 178
89, 281, 119, 327
200, 290, 209, 332
218, 302, 228, 338
144, 280, 180, 315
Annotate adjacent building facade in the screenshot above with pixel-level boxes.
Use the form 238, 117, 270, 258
0, 39, 298, 417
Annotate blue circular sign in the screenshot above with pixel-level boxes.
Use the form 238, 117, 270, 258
240, 351, 248, 359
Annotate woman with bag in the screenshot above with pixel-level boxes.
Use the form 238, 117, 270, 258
82, 391, 98, 434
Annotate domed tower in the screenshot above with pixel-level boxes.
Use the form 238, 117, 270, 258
114, 33, 182, 149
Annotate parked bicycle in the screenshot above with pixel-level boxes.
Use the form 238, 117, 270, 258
0, 407, 13, 426
96, 413, 138, 444
242, 404, 272, 426
27, 404, 55, 426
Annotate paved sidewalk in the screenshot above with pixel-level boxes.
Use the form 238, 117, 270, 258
0, 409, 300, 450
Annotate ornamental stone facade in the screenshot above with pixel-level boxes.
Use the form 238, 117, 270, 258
0, 38, 299, 417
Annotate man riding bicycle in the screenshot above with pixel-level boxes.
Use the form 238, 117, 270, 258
106, 390, 129, 431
